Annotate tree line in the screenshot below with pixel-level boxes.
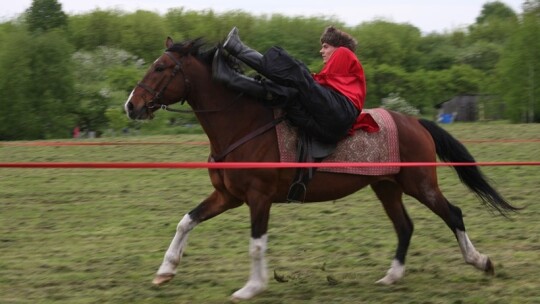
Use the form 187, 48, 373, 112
0, 0, 538, 140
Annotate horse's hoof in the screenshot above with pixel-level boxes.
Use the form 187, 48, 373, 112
230, 294, 249, 303
230, 296, 242, 303
375, 277, 395, 285
376, 261, 404, 285
152, 273, 175, 286
484, 258, 495, 276
230, 284, 266, 302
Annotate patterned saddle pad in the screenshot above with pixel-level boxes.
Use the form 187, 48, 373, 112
276, 108, 400, 176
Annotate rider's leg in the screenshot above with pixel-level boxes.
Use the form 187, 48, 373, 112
222, 27, 264, 72
223, 27, 313, 91
212, 49, 297, 105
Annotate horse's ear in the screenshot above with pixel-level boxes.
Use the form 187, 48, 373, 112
165, 37, 174, 49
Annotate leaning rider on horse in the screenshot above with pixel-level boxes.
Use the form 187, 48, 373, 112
213, 25, 378, 148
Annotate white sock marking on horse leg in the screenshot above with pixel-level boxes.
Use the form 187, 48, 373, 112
376, 259, 405, 285
231, 234, 268, 300
456, 229, 488, 270
156, 214, 198, 275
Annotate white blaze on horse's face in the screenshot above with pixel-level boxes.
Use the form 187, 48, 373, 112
124, 89, 135, 118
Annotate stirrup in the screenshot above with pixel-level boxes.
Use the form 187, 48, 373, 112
287, 181, 307, 203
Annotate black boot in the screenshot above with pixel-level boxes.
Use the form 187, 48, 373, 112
222, 27, 265, 72
212, 49, 297, 105
224, 28, 313, 91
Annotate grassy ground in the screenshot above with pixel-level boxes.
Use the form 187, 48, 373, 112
1, 123, 539, 303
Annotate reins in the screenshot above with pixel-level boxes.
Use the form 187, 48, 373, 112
160, 92, 245, 114
138, 48, 286, 162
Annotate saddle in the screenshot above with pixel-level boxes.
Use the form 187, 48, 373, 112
278, 108, 400, 202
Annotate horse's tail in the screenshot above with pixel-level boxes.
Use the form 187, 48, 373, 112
418, 118, 519, 215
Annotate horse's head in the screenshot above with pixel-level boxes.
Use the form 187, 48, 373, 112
124, 37, 201, 120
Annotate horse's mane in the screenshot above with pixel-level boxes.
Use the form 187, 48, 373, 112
166, 38, 243, 73
166, 38, 212, 60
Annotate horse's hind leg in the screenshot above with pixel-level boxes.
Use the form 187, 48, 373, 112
407, 182, 494, 275
447, 200, 494, 274
153, 190, 242, 285
371, 181, 413, 285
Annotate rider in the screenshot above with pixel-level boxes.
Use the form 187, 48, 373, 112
213, 26, 374, 145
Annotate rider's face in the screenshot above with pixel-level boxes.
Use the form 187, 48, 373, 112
320, 43, 337, 64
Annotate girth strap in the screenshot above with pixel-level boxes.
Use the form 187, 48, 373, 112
211, 116, 285, 162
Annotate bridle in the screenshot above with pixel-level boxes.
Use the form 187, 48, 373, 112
134, 48, 285, 162
136, 51, 244, 114
137, 51, 191, 111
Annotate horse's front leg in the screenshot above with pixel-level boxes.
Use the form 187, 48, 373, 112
231, 200, 272, 301
153, 191, 242, 285
152, 213, 197, 285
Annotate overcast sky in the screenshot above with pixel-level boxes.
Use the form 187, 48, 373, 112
1, 0, 525, 33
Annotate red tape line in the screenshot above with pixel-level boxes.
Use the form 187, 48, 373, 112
0, 162, 539, 169
2, 139, 539, 146
0, 141, 208, 146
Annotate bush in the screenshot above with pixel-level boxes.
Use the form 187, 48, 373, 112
381, 93, 420, 116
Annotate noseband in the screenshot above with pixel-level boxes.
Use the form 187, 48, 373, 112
137, 52, 190, 110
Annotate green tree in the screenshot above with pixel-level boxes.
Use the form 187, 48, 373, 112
366, 64, 408, 108
107, 66, 144, 93
446, 64, 485, 95
455, 41, 501, 72
72, 46, 144, 133
475, 1, 518, 24
27, 30, 77, 138
1, 24, 76, 140
5, 3, 534, 140
465, 1, 517, 70
249, 15, 336, 69
105, 107, 130, 132
68, 10, 122, 50
0, 24, 40, 140
405, 69, 450, 113
165, 8, 233, 43
118, 10, 168, 62
417, 33, 456, 71
352, 20, 422, 71
471, 1, 517, 43
495, 3, 540, 122
25, 0, 68, 33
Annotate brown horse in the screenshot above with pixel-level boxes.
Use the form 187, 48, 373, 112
124, 38, 517, 301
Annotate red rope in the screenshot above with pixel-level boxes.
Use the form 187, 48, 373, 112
0, 161, 539, 169
0, 141, 208, 146
2, 139, 539, 147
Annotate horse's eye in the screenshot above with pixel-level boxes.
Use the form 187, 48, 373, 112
155, 66, 165, 72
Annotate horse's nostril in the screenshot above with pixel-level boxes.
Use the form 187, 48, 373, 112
124, 101, 137, 119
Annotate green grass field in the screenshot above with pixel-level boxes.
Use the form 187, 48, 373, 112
1, 122, 539, 303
